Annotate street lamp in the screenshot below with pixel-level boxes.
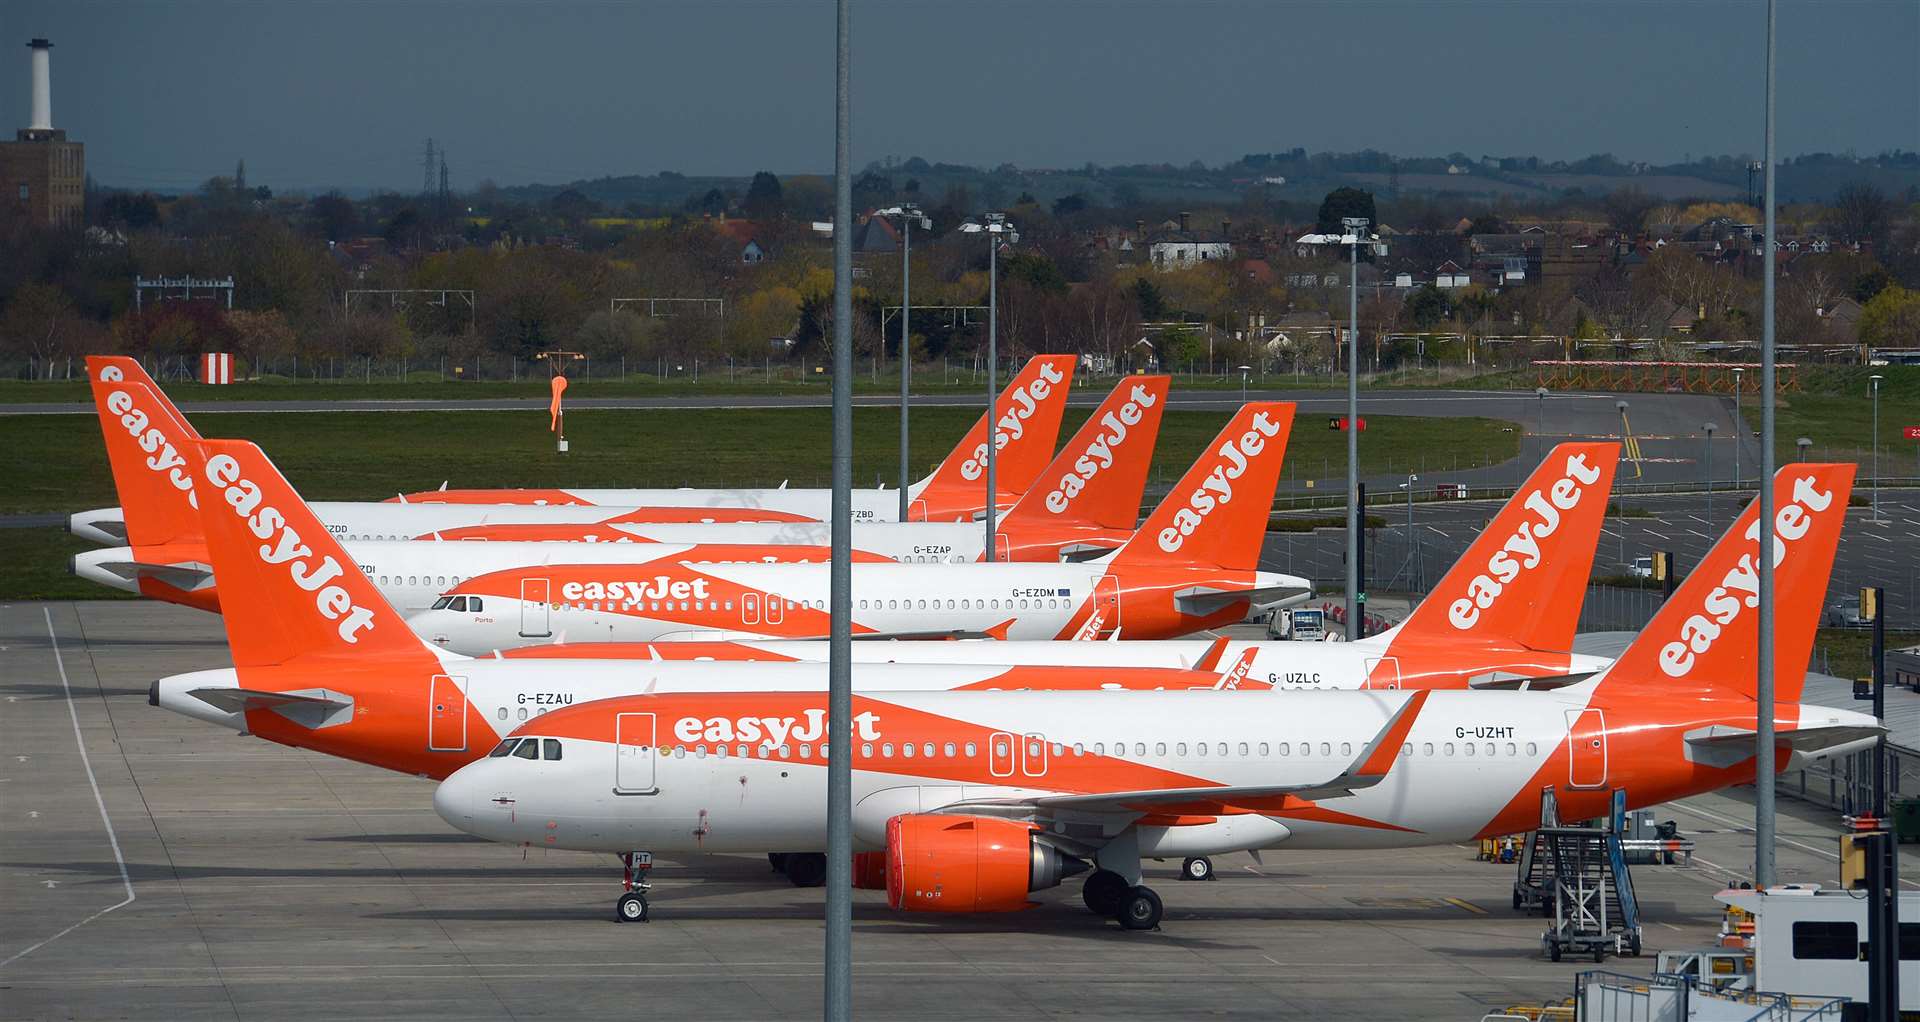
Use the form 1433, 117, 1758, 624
959, 214, 1019, 555
1869, 374, 1883, 523
1342, 216, 1372, 640
876, 204, 932, 520
1535, 386, 1549, 459
1796, 436, 1812, 462
1731, 366, 1745, 492
1237, 364, 1251, 406
1703, 422, 1716, 523
1400, 473, 1419, 590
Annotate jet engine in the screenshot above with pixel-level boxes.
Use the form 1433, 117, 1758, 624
883, 814, 1084, 913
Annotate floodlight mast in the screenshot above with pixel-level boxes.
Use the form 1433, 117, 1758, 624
825, 0, 853, 1014
1342, 216, 1369, 639
877, 205, 930, 520
959, 215, 1018, 556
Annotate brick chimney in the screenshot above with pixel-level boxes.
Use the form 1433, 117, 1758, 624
1178, 211, 1191, 234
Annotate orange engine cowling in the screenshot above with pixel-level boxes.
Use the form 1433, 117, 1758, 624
884, 814, 1082, 913
851, 851, 888, 891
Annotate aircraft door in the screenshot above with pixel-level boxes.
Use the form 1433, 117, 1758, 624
1363, 656, 1402, 690
766, 593, 785, 625
615, 712, 658, 795
1565, 708, 1608, 789
1096, 575, 1122, 632
988, 731, 1016, 778
992, 532, 1012, 562
1020, 733, 1049, 778
520, 577, 551, 637
428, 674, 469, 751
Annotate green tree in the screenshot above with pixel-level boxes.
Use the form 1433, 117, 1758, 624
1131, 277, 1166, 320
1001, 251, 1068, 295
744, 171, 783, 220
1858, 285, 1920, 347
1405, 284, 1450, 329
1315, 187, 1376, 234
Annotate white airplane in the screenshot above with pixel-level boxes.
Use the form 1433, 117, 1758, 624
69, 354, 1078, 545
497, 442, 1624, 691
433, 463, 1876, 928
408, 403, 1313, 650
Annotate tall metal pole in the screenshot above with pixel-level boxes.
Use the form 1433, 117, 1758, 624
1733, 368, 1744, 491
1704, 423, 1715, 523
985, 232, 999, 557
1346, 223, 1363, 639
1869, 375, 1881, 523
824, 0, 854, 1014
898, 219, 912, 521
1754, 0, 1778, 889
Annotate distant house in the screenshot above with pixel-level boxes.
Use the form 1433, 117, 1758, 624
1434, 260, 1472, 288
1149, 213, 1232, 270
713, 218, 773, 265
849, 216, 900, 255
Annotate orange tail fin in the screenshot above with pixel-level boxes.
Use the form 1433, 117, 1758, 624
1601, 464, 1854, 703
184, 437, 427, 668
1110, 402, 1295, 571
1002, 375, 1169, 531
1390, 442, 1619, 654
87, 360, 204, 547
911, 354, 1076, 517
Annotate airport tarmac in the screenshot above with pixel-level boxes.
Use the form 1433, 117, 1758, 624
4, 600, 1914, 1021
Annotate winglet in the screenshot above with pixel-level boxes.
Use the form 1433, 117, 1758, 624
1353, 690, 1430, 780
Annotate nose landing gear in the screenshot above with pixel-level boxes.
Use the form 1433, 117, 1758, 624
1179, 856, 1215, 882
613, 851, 652, 923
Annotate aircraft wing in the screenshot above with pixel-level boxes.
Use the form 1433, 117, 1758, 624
952, 691, 1429, 818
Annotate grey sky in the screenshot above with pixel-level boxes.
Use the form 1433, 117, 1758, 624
10, 1, 1917, 193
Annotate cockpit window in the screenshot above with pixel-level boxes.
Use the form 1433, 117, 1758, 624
448, 596, 468, 612
487, 739, 517, 758
511, 739, 539, 760
542, 739, 562, 761
431, 596, 454, 611
468, 597, 483, 612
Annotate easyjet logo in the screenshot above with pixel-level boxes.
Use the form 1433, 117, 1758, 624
203, 453, 376, 643
560, 577, 711, 603
672, 708, 881, 745
959, 362, 1065, 481
1657, 473, 1835, 678
1044, 383, 1158, 515
100, 369, 197, 509
1156, 411, 1284, 553
1447, 452, 1602, 630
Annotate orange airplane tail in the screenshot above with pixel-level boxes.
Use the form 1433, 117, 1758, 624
910, 354, 1076, 518
1001, 375, 1169, 532
1387, 442, 1619, 655
1598, 463, 1853, 704
181, 433, 435, 669
1109, 402, 1295, 571
87, 356, 205, 547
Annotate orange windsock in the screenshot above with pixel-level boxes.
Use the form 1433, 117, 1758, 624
549, 375, 569, 432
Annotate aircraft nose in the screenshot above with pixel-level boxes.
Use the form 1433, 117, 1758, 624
434, 760, 512, 839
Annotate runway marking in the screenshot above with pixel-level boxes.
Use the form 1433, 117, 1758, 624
0, 609, 136, 969
1672, 801, 1920, 889
1444, 897, 1487, 915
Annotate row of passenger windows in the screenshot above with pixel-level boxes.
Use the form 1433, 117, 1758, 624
858, 597, 1067, 611
379, 574, 462, 588
487, 737, 563, 760
636, 738, 1545, 761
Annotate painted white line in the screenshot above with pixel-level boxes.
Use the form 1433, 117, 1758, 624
1672, 800, 1920, 889
1, 609, 137, 968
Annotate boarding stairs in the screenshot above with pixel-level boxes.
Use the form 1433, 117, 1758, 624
1512, 788, 1643, 962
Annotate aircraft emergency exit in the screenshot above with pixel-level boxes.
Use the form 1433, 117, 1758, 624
410, 403, 1311, 651
432, 463, 1876, 929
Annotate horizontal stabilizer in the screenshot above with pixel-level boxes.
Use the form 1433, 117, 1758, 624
189, 687, 355, 730
1467, 671, 1598, 691
1683, 720, 1882, 770
1173, 582, 1310, 618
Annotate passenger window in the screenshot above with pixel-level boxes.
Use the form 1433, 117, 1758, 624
1257, 743, 1269, 757
1525, 742, 1538, 756
798, 744, 810, 758
1136, 742, 1148, 757
543, 739, 562, 761
1423, 743, 1434, 756
964, 742, 977, 757
861, 743, 873, 758
1340, 742, 1352, 757
1278, 742, 1290, 756
1465, 743, 1476, 757
488, 739, 517, 757
1238, 743, 1249, 757
517, 707, 528, 721
943, 742, 956, 757
882, 743, 895, 758
496, 708, 508, 721
1320, 742, 1332, 757
1155, 742, 1167, 756
512, 740, 538, 760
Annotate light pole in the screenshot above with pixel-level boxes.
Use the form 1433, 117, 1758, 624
1343, 216, 1371, 640
1401, 473, 1419, 590
1797, 436, 1812, 461
1238, 364, 1251, 406
1755, 0, 1779, 889
1535, 386, 1549, 459
877, 205, 931, 521
1869, 374, 1883, 523
1703, 422, 1716, 523
959, 214, 1019, 556
1732, 366, 1745, 492
825, 0, 853, 1009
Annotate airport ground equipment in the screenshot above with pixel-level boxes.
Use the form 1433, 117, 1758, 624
1515, 788, 1643, 961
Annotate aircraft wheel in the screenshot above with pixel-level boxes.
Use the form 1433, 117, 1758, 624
615, 891, 650, 923
1115, 886, 1163, 931
769, 852, 790, 874
1548, 943, 1562, 963
1180, 856, 1214, 882
1081, 869, 1128, 916
785, 852, 827, 888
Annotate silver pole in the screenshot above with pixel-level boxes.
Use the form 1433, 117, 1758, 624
825, 0, 854, 1012
1704, 423, 1715, 523
1870, 376, 1880, 522
899, 219, 912, 521
1734, 368, 1744, 492
1755, 0, 1778, 889
1346, 223, 1363, 639
985, 232, 999, 557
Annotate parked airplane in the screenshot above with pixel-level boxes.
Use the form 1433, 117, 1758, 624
68, 353, 1077, 545
148, 435, 1300, 786
432, 463, 1874, 928
73, 378, 896, 613
493, 442, 1622, 689
384, 354, 1078, 523
409, 403, 1311, 650
433, 375, 1172, 563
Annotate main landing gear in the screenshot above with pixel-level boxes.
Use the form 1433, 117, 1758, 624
614, 852, 652, 923
769, 851, 827, 888
1081, 869, 1164, 930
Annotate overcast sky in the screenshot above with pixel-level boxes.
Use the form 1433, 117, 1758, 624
10, 1, 1917, 193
